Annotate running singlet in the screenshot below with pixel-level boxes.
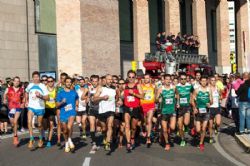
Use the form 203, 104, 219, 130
26, 83, 49, 110
140, 84, 155, 105
45, 88, 56, 109
176, 83, 193, 107
88, 86, 99, 110
196, 87, 210, 113
124, 83, 140, 108
56, 90, 78, 114
77, 88, 87, 112
6, 87, 24, 109
161, 86, 176, 114
210, 87, 219, 108
99, 85, 116, 114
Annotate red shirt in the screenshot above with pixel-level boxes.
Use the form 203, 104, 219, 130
7, 87, 24, 109
124, 83, 140, 108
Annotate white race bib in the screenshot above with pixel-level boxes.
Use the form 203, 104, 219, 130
127, 96, 135, 102
180, 98, 188, 104
65, 104, 73, 112
144, 94, 152, 100
199, 108, 207, 114
48, 97, 55, 103
165, 98, 173, 104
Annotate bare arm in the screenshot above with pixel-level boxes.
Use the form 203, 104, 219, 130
3, 88, 8, 104
81, 88, 89, 101
93, 86, 107, 102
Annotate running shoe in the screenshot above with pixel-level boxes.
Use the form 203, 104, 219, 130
165, 144, 170, 151
65, 144, 70, 153
209, 138, 215, 144
38, 139, 43, 148
13, 136, 19, 146
28, 140, 35, 149
82, 134, 87, 141
180, 140, 186, 147
46, 141, 52, 148
69, 141, 75, 149
104, 142, 111, 151
199, 144, 205, 151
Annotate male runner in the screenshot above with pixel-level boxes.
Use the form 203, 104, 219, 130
156, 74, 176, 151
76, 77, 88, 140
56, 77, 79, 153
25, 71, 49, 149
176, 73, 193, 147
83, 75, 100, 152
123, 70, 144, 152
192, 76, 213, 151
3, 76, 24, 146
93, 74, 119, 151
56, 72, 68, 146
208, 76, 221, 143
140, 74, 155, 147
44, 76, 57, 147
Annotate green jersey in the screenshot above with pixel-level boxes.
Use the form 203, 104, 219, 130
161, 86, 176, 114
176, 83, 193, 107
196, 87, 210, 113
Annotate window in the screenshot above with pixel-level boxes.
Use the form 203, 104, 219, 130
119, 0, 133, 42
230, 35, 234, 37
230, 40, 235, 43
228, 7, 234, 10
38, 35, 57, 72
35, 0, 56, 34
230, 29, 235, 32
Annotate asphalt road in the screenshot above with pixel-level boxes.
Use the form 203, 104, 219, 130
0, 126, 240, 166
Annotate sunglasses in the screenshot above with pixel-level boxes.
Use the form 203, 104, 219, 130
41, 79, 47, 82
47, 80, 54, 83
119, 82, 125, 85
128, 76, 135, 79
180, 78, 186, 80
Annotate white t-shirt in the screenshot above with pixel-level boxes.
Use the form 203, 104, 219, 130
77, 89, 87, 112
26, 83, 49, 110
99, 86, 116, 114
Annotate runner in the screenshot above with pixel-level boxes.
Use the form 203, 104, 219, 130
140, 74, 155, 147
76, 77, 88, 140
208, 76, 221, 143
44, 76, 57, 148
25, 71, 49, 149
93, 74, 119, 151
3, 76, 24, 146
156, 74, 176, 151
192, 75, 213, 151
56, 72, 68, 146
85, 75, 100, 152
56, 77, 79, 153
122, 70, 144, 152
176, 73, 193, 147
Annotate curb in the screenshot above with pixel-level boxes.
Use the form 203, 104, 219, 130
235, 134, 250, 153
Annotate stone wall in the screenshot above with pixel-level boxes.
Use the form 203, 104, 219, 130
0, 0, 38, 81
80, 0, 120, 76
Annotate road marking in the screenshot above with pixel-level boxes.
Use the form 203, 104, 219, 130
213, 124, 246, 166
82, 157, 91, 166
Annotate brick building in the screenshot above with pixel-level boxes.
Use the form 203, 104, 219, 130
0, 0, 249, 81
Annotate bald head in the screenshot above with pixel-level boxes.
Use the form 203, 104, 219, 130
242, 72, 249, 80
105, 74, 112, 86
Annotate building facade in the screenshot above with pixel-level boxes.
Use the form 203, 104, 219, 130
0, 0, 249, 81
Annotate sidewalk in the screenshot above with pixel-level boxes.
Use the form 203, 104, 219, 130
235, 133, 250, 152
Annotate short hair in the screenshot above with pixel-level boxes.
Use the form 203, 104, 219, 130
90, 75, 99, 81
112, 75, 119, 80
200, 75, 208, 80
195, 71, 201, 75
41, 75, 48, 79
164, 74, 171, 79
47, 76, 54, 81
60, 72, 68, 77
179, 72, 186, 77
65, 77, 72, 83
144, 73, 151, 77
127, 70, 136, 76
32, 71, 40, 77
13, 76, 20, 81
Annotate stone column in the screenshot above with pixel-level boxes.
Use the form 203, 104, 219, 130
192, 0, 208, 56
133, 0, 150, 69
55, 0, 83, 76
235, 0, 250, 73
216, 0, 231, 74
165, 0, 181, 35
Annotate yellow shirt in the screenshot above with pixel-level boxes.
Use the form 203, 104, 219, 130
140, 84, 155, 105
216, 80, 224, 91
45, 88, 56, 108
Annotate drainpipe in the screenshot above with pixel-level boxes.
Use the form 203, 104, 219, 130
26, 0, 31, 81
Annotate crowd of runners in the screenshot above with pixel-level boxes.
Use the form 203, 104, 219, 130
0, 70, 250, 153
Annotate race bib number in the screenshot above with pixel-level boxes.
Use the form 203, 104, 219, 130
127, 96, 135, 102
65, 104, 73, 112
144, 94, 152, 100
180, 98, 188, 104
165, 98, 173, 104
48, 97, 55, 103
199, 108, 207, 114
